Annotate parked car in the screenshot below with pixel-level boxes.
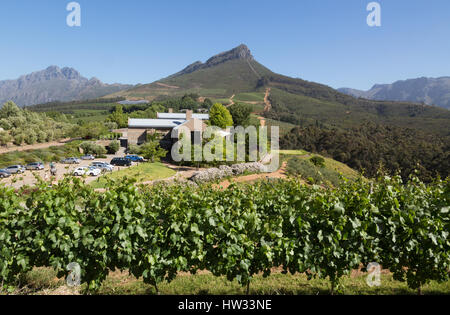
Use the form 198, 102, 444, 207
26, 162, 45, 170
61, 157, 80, 164
91, 162, 114, 172
81, 155, 95, 161
125, 155, 144, 162
0, 169, 11, 178
5, 165, 26, 174
110, 158, 132, 167
86, 166, 102, 177
73, 167, 87, 176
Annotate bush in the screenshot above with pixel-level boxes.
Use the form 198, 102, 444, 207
0, 131, 12, 147
13, 133, 25, 146
310, 156, 325, 168
106, 141, 120, 155
286, 157, 341, 186
80, 142, 107, 157
127, 144, 141, 155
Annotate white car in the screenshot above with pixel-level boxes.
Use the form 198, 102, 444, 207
73, 167, 102, 177
86, 166, 102, 177
73, 167, 88, 176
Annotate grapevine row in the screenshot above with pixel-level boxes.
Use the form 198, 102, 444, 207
0, 174, 449, 294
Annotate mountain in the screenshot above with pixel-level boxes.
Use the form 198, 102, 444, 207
108, 44, 450, 137
108, 44, 274, 100
338, 77, 450, 110
0, 66, 132, 107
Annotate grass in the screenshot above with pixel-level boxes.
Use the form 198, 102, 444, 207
281, 151, 360, 186
234, 92, 265, 103
277, 150, 309, 155
10, 268, 450, 295
91, 162, 176, 189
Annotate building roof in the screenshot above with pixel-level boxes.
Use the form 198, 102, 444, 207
118, 100, 149, 105
128, 118, 185, 129
157, 113, 209, 120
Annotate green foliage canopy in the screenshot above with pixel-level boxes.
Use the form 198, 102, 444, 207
209, 103, 233, 129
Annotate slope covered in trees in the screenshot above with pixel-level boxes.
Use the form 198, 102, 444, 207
0, 101, 75, 146
280, 124, 450, 181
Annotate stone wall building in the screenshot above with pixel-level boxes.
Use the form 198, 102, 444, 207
127, 110, 209, 149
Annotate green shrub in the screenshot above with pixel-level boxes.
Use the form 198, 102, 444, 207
106, 141, 120, 155
310, 156, 325, 168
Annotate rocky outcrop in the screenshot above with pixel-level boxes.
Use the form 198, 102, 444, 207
170, 44, 254, 78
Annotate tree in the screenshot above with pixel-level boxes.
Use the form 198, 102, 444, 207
80, 142, 107, 157
0, 131, 12, 147
13, 133, 25, 146
0, 101, 21, 119
107, 105, 128, 128
140, 141, 167, 163
209, 103, 233, 129
80, 122, 108, 140
202, 98, 213, 109
127, 144, 141, 155
24, 130, 37, 145
228, 103, 252, 127
107, 140, 120, 155
104, 122, 118, 131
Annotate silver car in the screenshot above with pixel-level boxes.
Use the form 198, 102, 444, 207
81, 155, 95, 160
91, 162, 113, 172
26, 162, 45, 170
61, 157, 81, 164
5, 165, 26, 174
0, 169, 11, 178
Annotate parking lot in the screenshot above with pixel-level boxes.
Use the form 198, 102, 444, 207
0, 147, 134, 189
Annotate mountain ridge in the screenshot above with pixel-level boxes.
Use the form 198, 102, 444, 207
338, 77, 450, 110
169, 44, 255, 78
0, 66, 132, 107
109, 44, 272, 101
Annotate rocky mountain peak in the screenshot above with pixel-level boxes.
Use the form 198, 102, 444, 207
205, 44, 254, 66
171, 44, 254, 77
0, 66, 132, 106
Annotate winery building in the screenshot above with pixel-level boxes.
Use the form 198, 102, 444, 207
127, 109, 209, 148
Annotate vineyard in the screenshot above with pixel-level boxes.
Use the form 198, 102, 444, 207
0, 174, 449, 294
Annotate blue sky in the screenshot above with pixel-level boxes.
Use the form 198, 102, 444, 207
0, 0, 449, 90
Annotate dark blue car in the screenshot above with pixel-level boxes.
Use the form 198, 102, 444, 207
125, 155, 144, 162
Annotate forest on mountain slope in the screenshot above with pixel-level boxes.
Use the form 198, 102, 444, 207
280, 123, 449, 182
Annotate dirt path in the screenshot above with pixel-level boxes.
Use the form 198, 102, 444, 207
217, 162, 288, 189
156, 82, 179, 89
263, 88, 272, 112
0, 138, 73, 155
227, 94, 235, 107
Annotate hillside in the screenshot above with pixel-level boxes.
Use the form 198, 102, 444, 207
262, 74, 450, 136
109, 45, 450, 137
107, 44, 273, 100
339, 77, 450, 110
0, 66, 132, 107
